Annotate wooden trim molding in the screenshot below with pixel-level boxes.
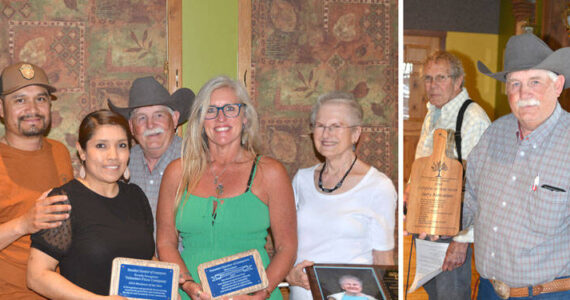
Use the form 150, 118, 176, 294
238, 0, 252, 92
167, 0, 182, 92
512, 0, 535, 34
404, 30, 446, 50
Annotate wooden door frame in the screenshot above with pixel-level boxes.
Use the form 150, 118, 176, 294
238, 0, 251, 90
168, 0, 251, 92
404, 30, 446, 51
167, 0, 182, 93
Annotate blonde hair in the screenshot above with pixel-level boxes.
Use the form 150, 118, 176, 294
175, 76, 260, 210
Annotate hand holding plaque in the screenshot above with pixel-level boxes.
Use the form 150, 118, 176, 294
197, 249, 268, 299
406, 129, 463, 236
109, 258, 180, 300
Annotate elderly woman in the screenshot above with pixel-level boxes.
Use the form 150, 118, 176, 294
27, 110, 154, 299
286, 92, 396, 300
157, 76, 297, 300
327, 275, 376, 300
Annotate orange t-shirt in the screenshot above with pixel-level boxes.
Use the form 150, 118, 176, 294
0, 138, 73, 299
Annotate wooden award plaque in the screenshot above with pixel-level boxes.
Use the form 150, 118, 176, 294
197, 249, 268, 299
406, 129, 463, 236
109, 257, 179, 300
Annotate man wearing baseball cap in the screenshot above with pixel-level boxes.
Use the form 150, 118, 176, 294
0, 62, 73, 299
449, 33, 570, 299
108, 76, 194, 243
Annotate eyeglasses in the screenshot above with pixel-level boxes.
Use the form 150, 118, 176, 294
312, 123, 357, 134
505, 79, 548, 94
204, 103, 245, 120
422, 74, 453, 84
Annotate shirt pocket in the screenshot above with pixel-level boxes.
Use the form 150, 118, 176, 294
527, 186, 567, 236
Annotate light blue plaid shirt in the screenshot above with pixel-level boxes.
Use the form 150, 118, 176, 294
415, 88, 491, 160
463, 103, 570, 287
129, 135, 182, 239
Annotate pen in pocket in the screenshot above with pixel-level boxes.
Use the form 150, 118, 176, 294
540, 184, 566, 192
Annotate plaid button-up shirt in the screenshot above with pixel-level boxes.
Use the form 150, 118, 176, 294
463, 103, 570, 287
129, 135, 182, 238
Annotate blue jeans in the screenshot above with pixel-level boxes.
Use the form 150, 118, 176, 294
478, 277, 570, 299
422, 240, 472, 300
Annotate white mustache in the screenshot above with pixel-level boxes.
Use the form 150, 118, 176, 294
143, 128, 165, 137
517, 99, 540, 108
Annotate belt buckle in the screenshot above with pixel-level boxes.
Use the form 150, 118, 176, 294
491, 279, 510, 299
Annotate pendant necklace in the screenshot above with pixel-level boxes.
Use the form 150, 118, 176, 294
318, 156, 357, 193
210, 164, 229, 197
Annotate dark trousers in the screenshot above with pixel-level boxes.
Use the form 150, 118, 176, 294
423, 241, 472, 300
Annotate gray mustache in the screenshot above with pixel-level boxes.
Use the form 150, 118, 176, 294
517, 99, 540, 107
143, 128, 165, 137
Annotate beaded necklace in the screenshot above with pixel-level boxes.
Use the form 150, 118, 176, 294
318, 156, 357, 193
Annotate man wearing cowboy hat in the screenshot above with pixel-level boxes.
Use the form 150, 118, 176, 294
449, 33, 570, 299
108, 76, 194, 241
0, 61, 73, 299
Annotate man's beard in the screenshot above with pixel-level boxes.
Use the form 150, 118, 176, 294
18, 114, 49, 136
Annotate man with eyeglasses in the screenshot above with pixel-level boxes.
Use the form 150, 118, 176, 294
405, 51, 490, 300
108, 76, 195, 244
457, 33, 570, 299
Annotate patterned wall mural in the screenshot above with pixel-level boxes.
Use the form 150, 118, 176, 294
0, 0, 167, 173
250, 0, 398, 186
0, 0, 397, 186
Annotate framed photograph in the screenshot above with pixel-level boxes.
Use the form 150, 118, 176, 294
306, 264, 397, 300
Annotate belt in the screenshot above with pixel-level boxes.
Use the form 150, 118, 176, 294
491, 277, 570, 299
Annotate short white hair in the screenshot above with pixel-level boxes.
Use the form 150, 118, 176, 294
506, 69, 558, 82
310, 91, 363, 127
545, 70, 558, 82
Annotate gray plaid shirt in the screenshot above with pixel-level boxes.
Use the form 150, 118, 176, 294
129, 135, 182, 239
464, 103, 570, 287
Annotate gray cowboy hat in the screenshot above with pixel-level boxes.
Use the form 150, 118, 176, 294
108, 76, 195, 125
478, 33, 570, 89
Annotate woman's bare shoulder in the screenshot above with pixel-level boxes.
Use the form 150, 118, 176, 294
164, 158, 182, 176
257, 156, 288, 176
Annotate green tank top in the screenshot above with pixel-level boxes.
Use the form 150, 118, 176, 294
176, 156, 282, 300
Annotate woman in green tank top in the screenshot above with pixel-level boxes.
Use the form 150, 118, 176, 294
157, 76, 297, 300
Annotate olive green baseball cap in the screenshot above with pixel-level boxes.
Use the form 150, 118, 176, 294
0, 62, 56, 96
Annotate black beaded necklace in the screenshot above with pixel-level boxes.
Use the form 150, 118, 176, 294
318, 156, 357, 193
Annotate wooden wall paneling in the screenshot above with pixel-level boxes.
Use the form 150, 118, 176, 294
511, 0, 536, 35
